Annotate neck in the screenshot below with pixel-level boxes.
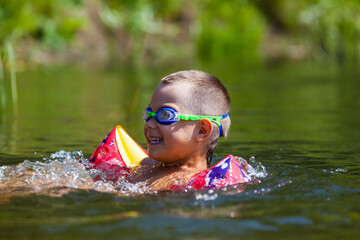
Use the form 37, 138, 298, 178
161, 155, 207, 172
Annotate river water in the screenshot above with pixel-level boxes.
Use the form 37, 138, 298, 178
0, 63, 359, 239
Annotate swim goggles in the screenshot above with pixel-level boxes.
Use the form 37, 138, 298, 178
143, 107, 229, 137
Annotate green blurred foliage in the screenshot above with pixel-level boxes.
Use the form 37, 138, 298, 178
101, 0, 160, 36
99, 0, 173, 64
0, 0, 84, 49
0, 0, 359, 66
298, 0, 360, 62
195, 0, 266, 64
254, 0, 315, 32
80, 0, 267, 65
0, 0, 84, 117
255, 0, 360, 63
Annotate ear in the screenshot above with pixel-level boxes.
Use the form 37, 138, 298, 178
195, 119, 213, 142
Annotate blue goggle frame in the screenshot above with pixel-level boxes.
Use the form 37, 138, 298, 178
143, 107, 229, 137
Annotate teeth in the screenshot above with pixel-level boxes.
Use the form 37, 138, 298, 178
149, 137, 162, 143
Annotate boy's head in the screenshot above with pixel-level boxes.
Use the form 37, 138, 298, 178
143, 70, 231, 164
160, 70, 231, 137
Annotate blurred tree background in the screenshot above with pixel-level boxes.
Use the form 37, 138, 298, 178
0, 0, 360, 69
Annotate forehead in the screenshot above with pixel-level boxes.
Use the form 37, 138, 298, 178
150, 82, 191, 112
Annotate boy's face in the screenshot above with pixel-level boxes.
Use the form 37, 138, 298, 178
143, 82, 200, 164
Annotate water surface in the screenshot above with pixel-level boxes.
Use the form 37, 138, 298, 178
0, 63, 359, 239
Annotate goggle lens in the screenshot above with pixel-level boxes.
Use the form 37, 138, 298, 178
143, 107, 178, 124
143, 107, 228, 137
142, 108, 151, 121
157, 108, 178, 122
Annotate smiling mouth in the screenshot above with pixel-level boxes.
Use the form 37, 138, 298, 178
148, 137, 163, 144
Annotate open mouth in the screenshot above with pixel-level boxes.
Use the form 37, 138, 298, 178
148, 137, 163, 144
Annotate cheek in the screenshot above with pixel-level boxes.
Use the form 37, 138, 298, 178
166, 123, 196, 142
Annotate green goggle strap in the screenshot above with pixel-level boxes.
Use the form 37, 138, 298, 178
179, 114, 224, 126
146, 109, 229, 137
146, 109, 227, 126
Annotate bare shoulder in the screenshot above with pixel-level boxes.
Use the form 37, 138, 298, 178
139, 157, 158, 166
147, 168, 197, 191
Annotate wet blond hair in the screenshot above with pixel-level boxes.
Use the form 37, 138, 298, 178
161, 70, 231, 164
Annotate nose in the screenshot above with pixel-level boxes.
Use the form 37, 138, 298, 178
143, 117, 157, 139
144, 116, 157, 129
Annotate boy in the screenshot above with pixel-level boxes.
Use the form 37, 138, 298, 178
128, 70, 231, 191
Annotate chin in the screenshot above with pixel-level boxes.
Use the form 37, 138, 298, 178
148, 151, 162, 161
149, 153, 169, 164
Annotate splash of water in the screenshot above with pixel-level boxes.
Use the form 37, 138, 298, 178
321, 168, 348, 174
195, 189, 218, 201
235, 156, 267, 179
0, 150, 152, 196
0, 151, 268, 197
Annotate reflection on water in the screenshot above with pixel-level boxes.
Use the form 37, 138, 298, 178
0, 63, 359, 239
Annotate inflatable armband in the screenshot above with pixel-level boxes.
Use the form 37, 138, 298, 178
169, 155, 251, 190
89, 125, 148, 181
89, 126, 251, 188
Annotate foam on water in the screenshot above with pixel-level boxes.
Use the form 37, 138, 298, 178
235, 156, 267, 179
0, 150, 152, 196
0, 151, 268, 197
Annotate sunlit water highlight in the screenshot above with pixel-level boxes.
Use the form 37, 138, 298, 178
0, 65, 359, 239
0, 150, 267, 198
